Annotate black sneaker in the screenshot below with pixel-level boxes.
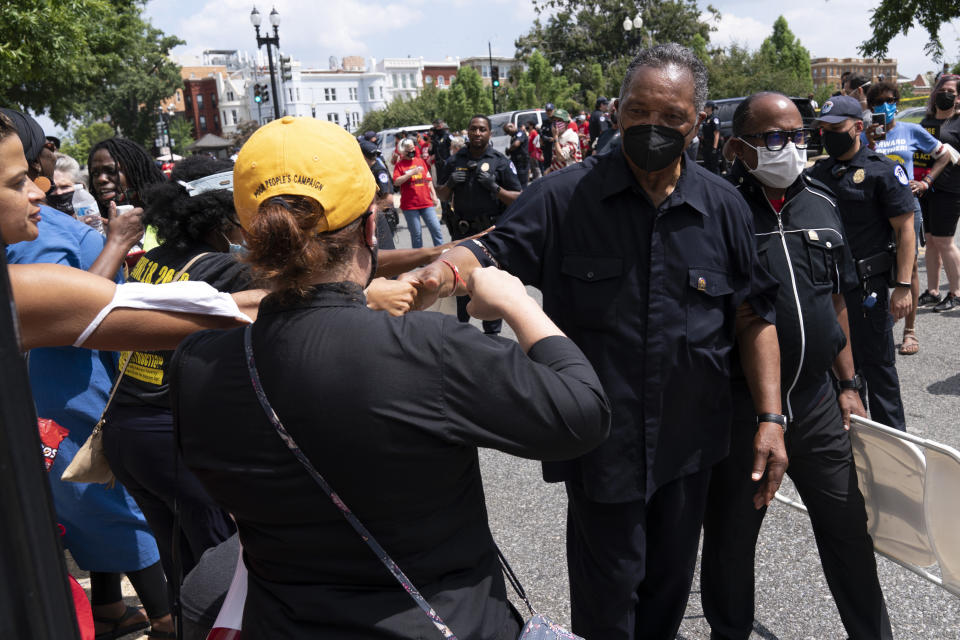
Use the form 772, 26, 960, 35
919, 290, 943, 306
933, 293, 960, 312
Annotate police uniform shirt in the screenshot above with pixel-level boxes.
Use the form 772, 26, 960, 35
443, 146, 522, 221
731, 162, 859, 419
539, 122, 556, 163
589, 109, 611, 141
508, 128, 529, 169
459, 151, 778, 502
432, 129, 452, 164
700, 114, 720, 149
807, 145, 916, 260
371, 158, 393, 196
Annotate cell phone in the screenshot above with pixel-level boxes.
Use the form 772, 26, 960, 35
116, 204, 134, 214
871, 113, 886, 140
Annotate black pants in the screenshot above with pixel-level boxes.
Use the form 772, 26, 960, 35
843, 285, 906, 430
701, 384, 891, 640
566, 469, 711, 640
702, 146, 721, 174
515, 165, 529, 187
103, 407, 236, 589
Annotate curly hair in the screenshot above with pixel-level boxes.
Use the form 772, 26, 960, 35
866, 81, 899, 107
244, 195, 362, 304
141, 156, 237, 251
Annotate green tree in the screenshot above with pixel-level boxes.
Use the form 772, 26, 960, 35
859, 1, 960, 61
0, 1, 183, 147
515, 0, 717, 105
755, 16, 812, 96
59, 121, 115, 165
167, 117, 195, 156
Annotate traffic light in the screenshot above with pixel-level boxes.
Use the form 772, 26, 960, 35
491, 67, 500, 88
253, 83, 263, 103
280, 55, 292, 82
262, 89, 270, 103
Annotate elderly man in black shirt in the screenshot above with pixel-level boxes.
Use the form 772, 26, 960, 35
403, 44, 786, 640
701, 92, 892, 640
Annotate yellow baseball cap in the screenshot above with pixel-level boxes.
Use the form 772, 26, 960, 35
233, 116, 376, 232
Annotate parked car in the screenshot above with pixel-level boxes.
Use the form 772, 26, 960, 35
376, 124, 433, 173
895, 106, 925, 124
487, 109, 547, 156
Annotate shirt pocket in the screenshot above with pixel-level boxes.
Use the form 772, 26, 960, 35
802, 229, 844, 288
685, 267, 734, 348
560, 255, 623, 330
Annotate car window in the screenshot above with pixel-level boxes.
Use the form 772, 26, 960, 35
488, 113, 512, 133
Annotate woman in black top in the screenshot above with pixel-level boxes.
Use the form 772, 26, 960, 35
170, 118, 610, 639
918, 75, 960, 311
103, 157, 247, 590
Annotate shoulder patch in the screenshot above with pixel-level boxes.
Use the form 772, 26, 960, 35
509, 161, 517, 175
894, 165, 909, 186
378, 172, 389, 183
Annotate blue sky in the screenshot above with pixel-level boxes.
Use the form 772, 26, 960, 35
144, 0, 959, 78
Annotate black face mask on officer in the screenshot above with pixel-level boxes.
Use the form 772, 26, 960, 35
621, 122, 695, 172
822, 123, 859, 158
45, 187, 75, 215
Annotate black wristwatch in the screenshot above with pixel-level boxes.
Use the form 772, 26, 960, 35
838, 374, 863, 391
756, 413, 787, 432
894, 281, 912, 289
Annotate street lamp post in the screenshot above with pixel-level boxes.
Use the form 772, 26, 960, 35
622, 14, 645, 51
250, 6, 281, 121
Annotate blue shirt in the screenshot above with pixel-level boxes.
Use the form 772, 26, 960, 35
862, 120, 941, 177
463, 151, 778, 502
6, 207, 159, 571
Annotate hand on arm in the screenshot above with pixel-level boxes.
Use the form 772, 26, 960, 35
889, 210, 916, 320
735, 300, 788, 509
88, 201, 144, 279
397, 245, 481, 310
831, 293, 866, 429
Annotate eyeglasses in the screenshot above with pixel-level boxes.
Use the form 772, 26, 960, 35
739, 129, 811, 152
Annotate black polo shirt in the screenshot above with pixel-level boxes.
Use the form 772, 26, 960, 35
807, 145, 916, 260
700, 114, 720, 149
730, 162, 859, 420
444, 146, 522, 221
461, 151, 778, 502
171, 283, 610, 639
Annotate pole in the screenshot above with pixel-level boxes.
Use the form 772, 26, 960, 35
0, 249, 81, 640
265, 37, 281, 120
488, 41, 497, 113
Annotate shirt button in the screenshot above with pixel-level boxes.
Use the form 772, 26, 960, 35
586, 271, 595, 279
826, 241, 832, 248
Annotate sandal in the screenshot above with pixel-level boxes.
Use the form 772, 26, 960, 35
899, 328, 919, 356
93, 605, 149, 640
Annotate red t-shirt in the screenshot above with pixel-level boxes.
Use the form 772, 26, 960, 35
392, 157, 434, 210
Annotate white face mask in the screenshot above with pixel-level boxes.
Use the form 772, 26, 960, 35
740, 140, 806, 189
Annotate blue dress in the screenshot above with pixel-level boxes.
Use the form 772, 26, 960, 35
7, 206, 160, 572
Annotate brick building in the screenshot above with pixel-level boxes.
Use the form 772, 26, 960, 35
811, 57, 898, 90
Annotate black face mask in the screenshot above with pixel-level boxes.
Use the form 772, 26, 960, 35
822, 127, 857, 158
405, 150, 416, 158
935, 92, 957, 112
621, 123, 693, 172
45, 189, 75, 215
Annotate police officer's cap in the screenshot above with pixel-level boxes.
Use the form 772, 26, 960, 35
544, 102, 555, 111
362, 130, 378, 141
359, 140, 379, 157
705, 100, 716, 109
815, 95, 863, 124
595, 96, 609, 108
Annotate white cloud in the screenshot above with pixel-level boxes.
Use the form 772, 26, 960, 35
704, 11, 769, 50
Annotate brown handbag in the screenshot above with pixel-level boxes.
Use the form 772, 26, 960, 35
60, 252, 210, 485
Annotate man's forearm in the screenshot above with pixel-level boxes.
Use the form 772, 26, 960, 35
437, 183, 452, 201
496, 188, 520, 205
88, 240, 131, 280
893, 214, 916, 282
435, 245, 483, 297
735, 303, 781, 415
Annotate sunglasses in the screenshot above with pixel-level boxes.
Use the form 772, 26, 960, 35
870, 97, 898, 106
740, 129, 811, 152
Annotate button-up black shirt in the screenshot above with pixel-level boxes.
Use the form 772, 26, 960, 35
463, 151, 778, 502
444, 145, 522, 222
807, 145, 916, 260
171, 284, 610, 638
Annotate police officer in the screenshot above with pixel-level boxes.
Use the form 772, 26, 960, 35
539, 103, 556, 173
359, 139, 397, 249
700, 100, 721, 173
503, 121, 529, 187
588, 96, 611, 156
808, 95, 916, 432
701, 92, 892, 640
438, 114, 522, 334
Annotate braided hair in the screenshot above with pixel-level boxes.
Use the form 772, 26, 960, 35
87, 137, 166, 208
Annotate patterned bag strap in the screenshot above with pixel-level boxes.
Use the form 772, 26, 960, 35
242, 325, 457, 640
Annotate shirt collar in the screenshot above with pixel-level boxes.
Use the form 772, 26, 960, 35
259, 282, 366, 316
598, 151, 710, 216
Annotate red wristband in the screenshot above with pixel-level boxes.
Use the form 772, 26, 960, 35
440, 259, 466, 296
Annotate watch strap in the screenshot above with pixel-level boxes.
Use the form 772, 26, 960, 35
838, 375, 862, 390
894, 281, 912, 288
757, 413, 787, 432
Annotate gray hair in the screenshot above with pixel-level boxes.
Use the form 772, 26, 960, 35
619, 43, 708, 113
54, 152, 82, 183
399, 138, 416, 151
449, 135, 465, 152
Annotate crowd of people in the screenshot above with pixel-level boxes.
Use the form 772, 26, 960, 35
2, 40, 959, 640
